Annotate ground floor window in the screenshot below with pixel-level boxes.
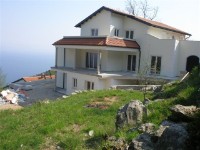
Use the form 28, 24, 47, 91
151, 56, 161, 74
127, 55, 136, 71
73, 78, 77, 88
85, 81, 94, 90
86, 52, 98, 69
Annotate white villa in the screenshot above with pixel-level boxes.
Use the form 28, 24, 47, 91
52, 6, 200, 94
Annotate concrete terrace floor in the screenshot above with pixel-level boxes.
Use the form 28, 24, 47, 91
0, 79, 63, 110
17, 79, 63, 106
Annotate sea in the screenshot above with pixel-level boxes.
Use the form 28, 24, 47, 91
0, 50, 54, 84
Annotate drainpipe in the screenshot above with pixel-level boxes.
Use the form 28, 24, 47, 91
97, 50, 102, 74
138, 48, 141, 73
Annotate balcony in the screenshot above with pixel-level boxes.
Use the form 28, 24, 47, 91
51, 66, 138, 79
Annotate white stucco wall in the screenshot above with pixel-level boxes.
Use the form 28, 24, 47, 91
141, 35, 177, 77
56, 47, 76, 68
80, 10, 111, 36
123, 17, 148, 41
104, 51, 139, 72
56, 71, 67, 89
110, 13, 124, 37
178, 40, 200, 73
65, 72, 107, 94
65, 49, 76, 68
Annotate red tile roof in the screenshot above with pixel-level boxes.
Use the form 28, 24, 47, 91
75, 6, 191, 36
23, 75, 55, 82
53, 37, 140, 49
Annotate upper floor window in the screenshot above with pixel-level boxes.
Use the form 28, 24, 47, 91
151, 56, 162, 74
91, 28, 98, 36
114, 29, 119, 36
86, 52, 98, 69
127, 55, 136, 71
125, 30, 134, 39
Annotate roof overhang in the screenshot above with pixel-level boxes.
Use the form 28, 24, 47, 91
53, 36, 140, 52
54, 45, 139, 52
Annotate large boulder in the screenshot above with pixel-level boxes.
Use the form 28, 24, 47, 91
169, 104, 200, 122
128, 121, 189, 150
155, 121, 189, 150
116, 100, 147, 129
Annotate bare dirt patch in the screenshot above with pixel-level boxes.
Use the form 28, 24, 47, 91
0, 104, 23, 111
71, 124, 82, 133
86, 96, 118, 109
42, 137, 57, 150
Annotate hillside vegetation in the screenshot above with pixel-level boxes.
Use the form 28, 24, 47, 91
0, 68, 199, 149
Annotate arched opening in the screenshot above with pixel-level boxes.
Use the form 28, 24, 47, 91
186, 55, 199, 72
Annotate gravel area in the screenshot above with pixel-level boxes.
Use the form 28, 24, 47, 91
0, 79, 63, 110
19, 79, 63, 106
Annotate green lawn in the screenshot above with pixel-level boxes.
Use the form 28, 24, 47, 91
1, 67, 199, 149
0, 90, 145, 149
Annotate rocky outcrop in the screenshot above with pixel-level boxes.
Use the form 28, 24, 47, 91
129, 121, 189, 150
155, 121, 189, 150
129, 133, 154, 150
116, 100, 147, 129
138, 123, 156, 134
169, 104, 200, 122
102, 136, 128, 150
115, 101, 199, 150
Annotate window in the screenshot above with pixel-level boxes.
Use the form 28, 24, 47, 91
86, 52, 98, 69
114, 29, 119, 36
151, 56, 162, 74
127, 55, 136, 71
91, 28, 98, 36
73, 78, 77, 88
86, 81, 94, 90
125, 30, 134, 39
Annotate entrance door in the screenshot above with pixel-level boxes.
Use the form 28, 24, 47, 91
186, 55, 199, 72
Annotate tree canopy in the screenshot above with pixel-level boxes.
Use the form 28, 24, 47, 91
126, 0, 158, 20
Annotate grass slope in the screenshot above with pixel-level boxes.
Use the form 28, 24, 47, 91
0, 68, 199, 149
0, 90, 144, 149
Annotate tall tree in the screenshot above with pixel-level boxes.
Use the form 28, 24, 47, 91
126, 0, 158, 20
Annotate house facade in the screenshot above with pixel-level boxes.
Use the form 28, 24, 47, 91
52, 6, 200, 94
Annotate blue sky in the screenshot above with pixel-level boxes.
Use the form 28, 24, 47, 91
1, 0, 200, 54
0, 0, 200, 83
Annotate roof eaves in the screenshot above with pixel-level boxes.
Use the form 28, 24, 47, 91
75, 6, 191, 36
150, 25, 191, 36
127, 16, 191, 36
75, 6, 106, 28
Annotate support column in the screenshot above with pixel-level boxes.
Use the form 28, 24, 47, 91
55, 47, 58, 67
97, 50, 102, 74
73, 49, 76, 69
